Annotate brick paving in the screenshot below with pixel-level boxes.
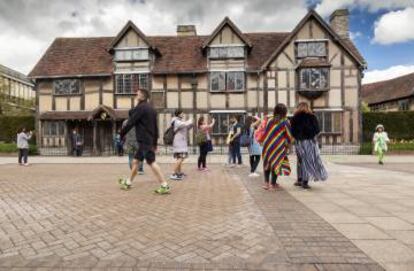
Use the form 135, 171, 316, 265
0, 163, 384, 270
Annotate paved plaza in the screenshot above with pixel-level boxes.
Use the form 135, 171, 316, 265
0, 155, 413, 270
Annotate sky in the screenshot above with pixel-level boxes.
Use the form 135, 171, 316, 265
1, 0, 414, 84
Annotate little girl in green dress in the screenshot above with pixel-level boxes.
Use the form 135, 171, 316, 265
373, 124, 390, 165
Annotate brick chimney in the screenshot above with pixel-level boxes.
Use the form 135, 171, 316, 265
329, 9, 349, 39
177, 25, 197, 36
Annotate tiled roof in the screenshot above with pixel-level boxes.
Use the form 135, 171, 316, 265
28, 32, 363, 78
0, 64, 34, 85
362, 72, 414, 105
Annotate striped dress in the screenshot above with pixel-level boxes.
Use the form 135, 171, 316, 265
262, 117, 293, 176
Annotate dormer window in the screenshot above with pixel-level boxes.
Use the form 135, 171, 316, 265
209, 46, 245, 59
114, 48, 149, 61
296, 41, 327, 58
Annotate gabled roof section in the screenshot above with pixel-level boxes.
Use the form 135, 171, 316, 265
202, 17, 252, 49
362, 72, 414, 105
108, 20, 155, 51
261, 9, 366, 70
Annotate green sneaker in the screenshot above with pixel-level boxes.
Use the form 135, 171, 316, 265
154, 185, 170, 195
118, 177, 131, 190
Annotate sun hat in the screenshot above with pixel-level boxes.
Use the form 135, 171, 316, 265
375, 124, 384, 131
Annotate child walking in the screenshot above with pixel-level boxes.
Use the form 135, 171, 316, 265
373, 124, 390, 165
261, 104, 293, 190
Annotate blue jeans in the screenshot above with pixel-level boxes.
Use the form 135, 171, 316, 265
231, 142, 242, 164
128, 153, 144, 172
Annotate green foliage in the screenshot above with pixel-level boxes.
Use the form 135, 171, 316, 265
0, 116, 35, 143
362, 112, 414, 142
360, 142, 414, 155
361, 102, 370, 113
0, 143, 38, 155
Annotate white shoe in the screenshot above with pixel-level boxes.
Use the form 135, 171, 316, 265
252, 172, 260, 177
24, 163, 30, 166
248, 173, 255, 177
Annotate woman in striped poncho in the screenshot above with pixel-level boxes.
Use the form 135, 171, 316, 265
261, 103, 293, 190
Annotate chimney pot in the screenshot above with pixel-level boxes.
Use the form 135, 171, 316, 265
329, 9, 349, 39
177, 25, 197, 37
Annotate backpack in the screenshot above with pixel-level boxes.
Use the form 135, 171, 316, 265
255, 117, 268, 144
195, 129, 207, 146
163, 121, 175, 146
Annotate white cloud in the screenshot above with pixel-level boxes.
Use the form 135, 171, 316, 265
316, 0, 414, 17
373, 7, 414, 44
363, 65, 414, 84
0, 0, 308, 74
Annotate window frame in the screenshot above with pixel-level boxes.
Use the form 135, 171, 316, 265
208, 45, 245, 59
209, 112, 247, 136
53, 79, 81, 96
115, 73, 150, 95
314, 111, 342, 134
43, 121, 65, 137
298, 68, 330, 91
114, 47, 149, 61
209, 71, 245, 93
295, 40, 327, 59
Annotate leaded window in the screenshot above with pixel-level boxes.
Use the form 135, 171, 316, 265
299, 68, 329, 90
53, 79, 80, 95
209, 46, 245, 59
114, 48, 149, 61
43, 121, 65, 136
315, 112, 341, 133
297, 42, 326, 58
115, 74, 149, 94
210, 71, 245, 92
210, 113, 246, 135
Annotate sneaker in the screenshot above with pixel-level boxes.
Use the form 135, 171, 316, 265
379, 161, 384, 165
302, 183, 311, 189
138, 170, 144, 175
24, 163, 30, 166
200, 168, 209, 172
155, 185, 170, 194
294, 181, 302, 187
118, 177, 131, 190
249, 172, 260, 177
169, 174, 183, 181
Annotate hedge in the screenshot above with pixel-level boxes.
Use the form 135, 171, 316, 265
362, 112, 414, 142
360, 142, 414, 154
0, 116, 35, 143
0, 143, 38, 155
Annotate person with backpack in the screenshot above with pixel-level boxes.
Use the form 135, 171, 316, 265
119, 88, 170, 194
245, 116, 262, 177
170, 109, 193, 181
196, 116, 215, 171
228, 115, 243, 167
261, 104, 293, 190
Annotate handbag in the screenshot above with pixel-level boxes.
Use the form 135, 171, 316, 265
207, 140, 213, 152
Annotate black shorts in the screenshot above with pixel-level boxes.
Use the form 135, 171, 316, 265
134, 145, 156, 165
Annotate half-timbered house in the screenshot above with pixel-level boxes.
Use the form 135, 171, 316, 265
29, 9, 366, 155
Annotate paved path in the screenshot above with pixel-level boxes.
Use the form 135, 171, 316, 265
0, 160, 386, 270
287, 159, 414, 271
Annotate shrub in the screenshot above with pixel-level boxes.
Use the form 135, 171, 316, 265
0, 116, 35, 143
0, 143, 38, 155
363, 112, 414, 142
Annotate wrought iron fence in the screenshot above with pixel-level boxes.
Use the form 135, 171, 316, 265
38, 143, 361, 156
